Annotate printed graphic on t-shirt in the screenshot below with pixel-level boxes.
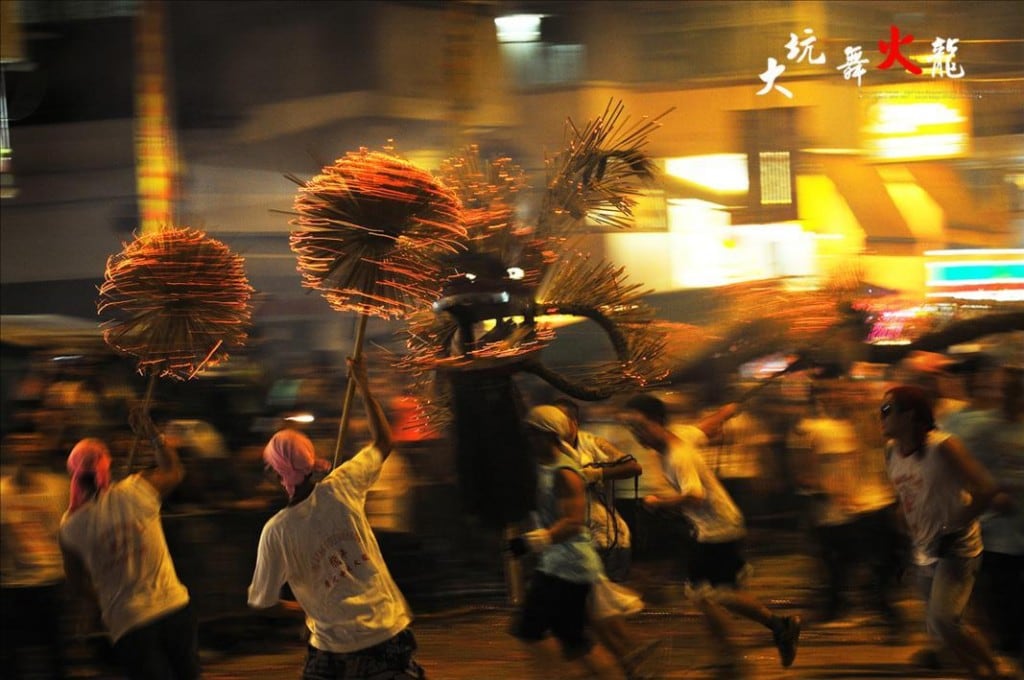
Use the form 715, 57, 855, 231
891, 471, 923, 520
312, 530, 374, 590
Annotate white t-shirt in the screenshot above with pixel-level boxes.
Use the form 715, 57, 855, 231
571, 430, 631, 549
247, 444, 412, 653
1, 472, 68, 587
59, 474, 190, 641
661, 426, 746, 544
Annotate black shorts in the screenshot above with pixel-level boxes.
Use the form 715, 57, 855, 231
113, 602, 200, 680
511, 570, 593, 659
688, 540, 749, 588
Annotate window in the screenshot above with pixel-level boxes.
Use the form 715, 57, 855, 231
495, 13, 585, 87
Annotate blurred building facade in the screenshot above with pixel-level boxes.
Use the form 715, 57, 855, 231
1, 0, 1021, 357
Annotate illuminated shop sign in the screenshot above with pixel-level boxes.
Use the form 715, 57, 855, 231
860, 84, 970, 161
925, 249, 1024, 301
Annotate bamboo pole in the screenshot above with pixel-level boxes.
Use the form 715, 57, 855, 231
332, 314, 369, 467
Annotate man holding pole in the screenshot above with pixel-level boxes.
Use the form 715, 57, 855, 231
59, 407, 199, 679
248, 355, 425, 680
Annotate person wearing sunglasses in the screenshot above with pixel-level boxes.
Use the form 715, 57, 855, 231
881, 385, 1013, 679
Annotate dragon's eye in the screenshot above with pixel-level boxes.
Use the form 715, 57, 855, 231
507, 267, 524, 280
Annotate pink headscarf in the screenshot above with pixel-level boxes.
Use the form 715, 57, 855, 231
66, 438, 112, 514
263, 429, 330, 498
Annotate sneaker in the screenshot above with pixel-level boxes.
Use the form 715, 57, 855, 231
771, 615, 801, 668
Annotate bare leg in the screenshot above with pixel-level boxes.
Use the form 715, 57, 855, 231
520, 637, 626, 680
592, 616, 632, 659
713, 588, 802, 669
579, 642, 628, 680
715, 590, 774, 628
940, 622, 1002, 678
698, 598, 740, 662
520, 638, 569, 680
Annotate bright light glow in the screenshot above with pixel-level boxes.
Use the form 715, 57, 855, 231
881, 307, 927, 319
495, 14, 544, 43
911, 52, 957, 64
861, 89, 970, 161
802, 148, 864, 155
925, 249, 1024, 257
464, 272, 477, 281
926, 261, 1024, 286
927, 290, 1024, 302
664, 155, 749, 193
872, 133, 966, 159
924, 249, 1024, 301
730, 222, 805, 239
507, 267, 525, 280
666, 197, 725, 210
866, 102, 965, 134
285, 413, 315, 424
534, 314, 582, 328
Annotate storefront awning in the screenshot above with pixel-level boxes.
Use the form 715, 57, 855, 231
905, 162, 1009, 237
817, 155, 916, 249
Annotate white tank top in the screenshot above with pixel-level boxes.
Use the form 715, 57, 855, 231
886, 430, 982, 565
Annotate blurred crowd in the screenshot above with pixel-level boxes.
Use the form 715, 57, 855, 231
1, 336, 1021, 677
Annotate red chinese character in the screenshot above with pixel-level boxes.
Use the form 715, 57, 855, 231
877, 25, 922, 74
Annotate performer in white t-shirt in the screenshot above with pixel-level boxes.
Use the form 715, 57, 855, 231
622, 395, 802, 677
60, 408, 198, 680
248, 356, 424, 680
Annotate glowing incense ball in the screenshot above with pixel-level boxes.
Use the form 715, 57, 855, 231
289, 149, 466, 319
98, 228, 253, 380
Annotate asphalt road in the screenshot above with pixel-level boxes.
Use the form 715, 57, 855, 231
64, 539, 1021, 679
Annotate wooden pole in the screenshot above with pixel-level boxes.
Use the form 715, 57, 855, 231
332, 314, 369, 467
126, 371, 158, 473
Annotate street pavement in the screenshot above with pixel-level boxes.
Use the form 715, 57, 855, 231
67, 531, 1022, 680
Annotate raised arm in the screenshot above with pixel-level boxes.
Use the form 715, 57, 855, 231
349, 356, 393, 460
696, 402, 739, 440
131, 406, 184, 499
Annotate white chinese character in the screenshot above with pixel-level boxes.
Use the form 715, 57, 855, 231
931, 37, 965, 78
785, 28, 826, 64
836, 45, 869, 86
757, 57, 793, 99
